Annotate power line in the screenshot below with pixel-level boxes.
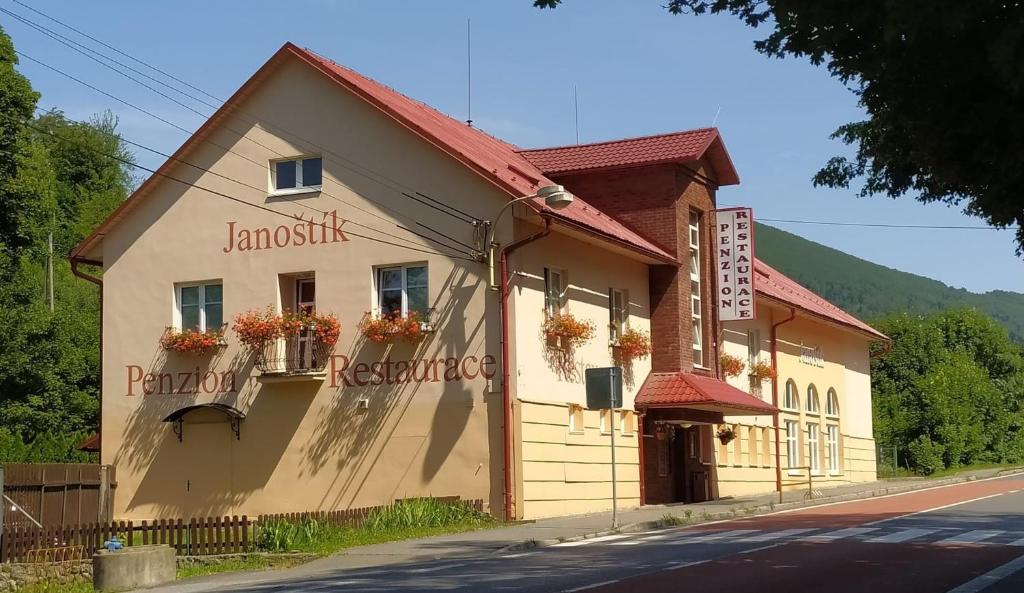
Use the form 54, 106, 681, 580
12, 42, 478, 255
19, 116, 477, 262
6, 2, 484, 228
759, 217, 1020, 231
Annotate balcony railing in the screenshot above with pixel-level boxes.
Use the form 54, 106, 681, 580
255, 326, 330, 376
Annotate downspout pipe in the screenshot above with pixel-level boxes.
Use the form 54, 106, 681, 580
498, 217, 552, 522
71, 257, 103, 461
770, 307, 796, 499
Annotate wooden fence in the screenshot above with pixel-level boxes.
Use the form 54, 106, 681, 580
2, 464, 115, 529
0, 497, 483, 563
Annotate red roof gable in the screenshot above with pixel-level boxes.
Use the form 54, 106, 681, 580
72, 43, 674, 264
755, 259, 888, 340
635, 372, 776, 414
518, 128, 739, 186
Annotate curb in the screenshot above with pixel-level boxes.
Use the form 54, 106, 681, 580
494, 467, 1024, 554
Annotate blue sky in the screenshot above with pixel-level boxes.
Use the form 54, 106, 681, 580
6, 0, 1021, 292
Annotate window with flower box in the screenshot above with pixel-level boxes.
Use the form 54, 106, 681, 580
377, 264, 428, 318
270, 156, 322, 195
176, 282, 223, 332
544, 268, 565, 317
609, 288, 627, 344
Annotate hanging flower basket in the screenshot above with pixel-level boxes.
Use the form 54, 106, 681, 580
749, 360, 777, 383
542, 312, 596, 350
720, 353, 746, 378
612, 328, 652, 364
160, 327, 225, 355
716, 426, 737, 445
358, 311, 424, 344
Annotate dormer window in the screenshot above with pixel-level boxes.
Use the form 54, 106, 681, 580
271, 156, 322, 195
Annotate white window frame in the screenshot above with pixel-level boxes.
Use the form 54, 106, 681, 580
609, 288, 627, 343
600, 409, 612, 435
807, 423, 820, 474
544, 268, 564, 317
785, 420, 799, 470
689, 211, 705, 367
806, 384, 820, 416
568, 404, 584, 434
783, 380, 799, 411
826, 424, 840, 473
747, 329, 761, 367
269, 155, 323, 196
174, 281, 223, 333
826, 388, 840, 418
376, 264, 428, 317
619, 410, 634, 436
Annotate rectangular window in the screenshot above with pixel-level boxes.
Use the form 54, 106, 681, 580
176, 282, 222, 332
377, 265, 428, 317
600, 409, 612, 434
544, 268, 564, 316
807, 423, 820, 473
827, 425, 840, 473
689, 211, 704, 366
747, 329, 761, 367
609, 288, 627, 342
619, 410, 634, 435
271, 156, 323, 194
568, 404, 584, 434
785, 420, 799, 469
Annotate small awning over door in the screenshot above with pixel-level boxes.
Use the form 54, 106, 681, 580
635, 373, 776, 416
162, 403, 245, 441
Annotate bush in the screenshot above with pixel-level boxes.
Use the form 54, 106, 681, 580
907, 436, 945, 476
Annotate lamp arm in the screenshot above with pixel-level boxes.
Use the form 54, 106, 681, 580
485, 194, 537, 249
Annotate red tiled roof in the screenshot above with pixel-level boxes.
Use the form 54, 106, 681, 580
635, 372, 776, 414
77, 433, 100, 452
755, 259, 888, 340
518, 129, 740, 185
293, 46, 675, 262
71, 43, 674, 264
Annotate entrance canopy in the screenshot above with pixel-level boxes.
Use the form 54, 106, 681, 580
161, 403, 245, 441
635, 372, 776, 416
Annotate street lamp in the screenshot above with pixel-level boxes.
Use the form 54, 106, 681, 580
486, 185, 574, 289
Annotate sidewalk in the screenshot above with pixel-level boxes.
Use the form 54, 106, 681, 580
142, 466, 1023, 592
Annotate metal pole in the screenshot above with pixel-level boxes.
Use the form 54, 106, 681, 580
47, 231, 54, 312
610, 374, 618, 529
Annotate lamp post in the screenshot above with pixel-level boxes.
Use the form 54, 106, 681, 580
486, 185, 574, 289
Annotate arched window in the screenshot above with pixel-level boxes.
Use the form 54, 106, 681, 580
826, 388, 840, 417
806, 384, 820, 415
784, 380, 799, 410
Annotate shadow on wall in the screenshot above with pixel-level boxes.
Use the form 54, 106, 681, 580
298, 264, 493, 512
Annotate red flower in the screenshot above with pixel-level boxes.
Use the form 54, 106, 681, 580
543, 312, 596, 350
719, 353, 746, 378
161, 328, 222, 355
613, 328, 651, 363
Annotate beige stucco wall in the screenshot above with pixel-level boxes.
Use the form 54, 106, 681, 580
714, 303, 878, 497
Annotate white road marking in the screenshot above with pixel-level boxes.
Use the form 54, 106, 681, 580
560, 578, 621, 592
801, 527, 878, 542
739, 542, 784, 554
667, 529, 761, 544
867, 492, 1010, 526
937, 530, 1004, 545
742, 528, 816, 542
499, 552, 535, 558
866, 528, 939, 543
1009, 536, 1024, 547
553, 534, 630, 547
945, 553, 1024, 593
407, 563, 466, 573
665, 559, 712, 569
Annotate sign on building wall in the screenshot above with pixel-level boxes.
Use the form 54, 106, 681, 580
715, 207, 755, 321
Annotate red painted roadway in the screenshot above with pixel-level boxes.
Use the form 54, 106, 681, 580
593, 475, 1024, 593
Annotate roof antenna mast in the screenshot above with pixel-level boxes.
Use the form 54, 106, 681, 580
712, 105, 722, 127
574, 84, 580, 144
466, 18, 473, 127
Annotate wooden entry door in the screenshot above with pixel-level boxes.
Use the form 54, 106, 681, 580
681, 426, 710, 503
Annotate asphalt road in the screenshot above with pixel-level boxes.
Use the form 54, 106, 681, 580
168, 474, 1024, 593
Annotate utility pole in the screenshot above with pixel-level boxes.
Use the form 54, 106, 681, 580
47, 230, 54, 312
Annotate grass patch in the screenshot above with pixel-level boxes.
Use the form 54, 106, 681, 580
254, 498, 496, 556
14, 580, 91, 593
176, 554, 308, 579
928, 462, 1020, 479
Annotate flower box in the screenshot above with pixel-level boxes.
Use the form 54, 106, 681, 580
612, 328, 652, 364
720, 353, 746, 378
716, 426, 737, 445
358, 311, 427, 344
233, 308, 340, 374
542, 312, 595, 350
749, 360, 777, 383
160, 326, 226, 355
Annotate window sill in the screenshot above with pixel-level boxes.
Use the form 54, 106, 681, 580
568, 430, 585, 436
786, 469, 804, 476
268, 186, 322, 198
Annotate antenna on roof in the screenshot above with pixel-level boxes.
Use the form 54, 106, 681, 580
466, 18, 473, 127
712, 105, 722, 127
574, 84, 580, 144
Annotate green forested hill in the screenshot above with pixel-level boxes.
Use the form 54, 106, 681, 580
754, 223, 1024, 343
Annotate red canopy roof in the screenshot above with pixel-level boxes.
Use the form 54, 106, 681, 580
754, 259, 888, 341
635, 372, 776, 415
519, 128, 739, 186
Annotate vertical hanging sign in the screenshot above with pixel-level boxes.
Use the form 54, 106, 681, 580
716, 207, 755, 320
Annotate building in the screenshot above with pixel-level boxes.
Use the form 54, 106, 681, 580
71, 43, 887, 521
